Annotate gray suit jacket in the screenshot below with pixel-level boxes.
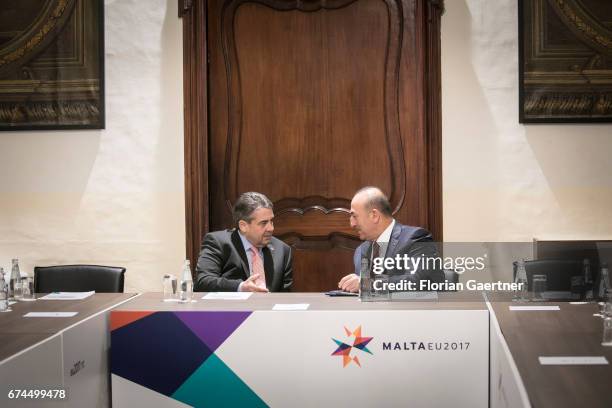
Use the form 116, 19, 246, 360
195, 229, 293, 292
353, 222, 444, 285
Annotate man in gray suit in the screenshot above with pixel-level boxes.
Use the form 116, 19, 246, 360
338, 186, 444, 293
195, 192, 292, 292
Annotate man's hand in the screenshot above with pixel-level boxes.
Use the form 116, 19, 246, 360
239, 274, 269, 293
338, 274, 360, 293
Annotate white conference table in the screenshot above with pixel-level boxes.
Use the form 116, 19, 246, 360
0, 293, 137, 408
110, 292, 489, 408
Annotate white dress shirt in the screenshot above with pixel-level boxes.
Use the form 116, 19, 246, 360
373, 219, 396, 260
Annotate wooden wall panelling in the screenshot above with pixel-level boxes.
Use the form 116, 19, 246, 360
183, 0, 443, 290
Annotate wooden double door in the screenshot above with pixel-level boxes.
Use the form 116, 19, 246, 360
182, 0, 443, 291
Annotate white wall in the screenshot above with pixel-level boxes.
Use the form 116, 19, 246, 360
0, 0, 185, 292
2, 0, 611, 292
442, 0, 612, 242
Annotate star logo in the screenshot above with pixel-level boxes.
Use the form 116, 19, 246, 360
331, 326, 374, 367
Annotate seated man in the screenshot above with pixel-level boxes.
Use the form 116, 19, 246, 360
338, 186, 444, 292
195, 192, 292, 292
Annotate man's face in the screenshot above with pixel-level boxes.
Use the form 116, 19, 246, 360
239, 207, 274, 248
349, 195, 377, 241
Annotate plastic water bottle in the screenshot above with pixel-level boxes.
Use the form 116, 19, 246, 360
9, 259, 22, 299
583, 259, 594, 301
179, 260, 193, 303
0, 268, 10, 312
513, 259, 529, 301
596, 263, 610, 301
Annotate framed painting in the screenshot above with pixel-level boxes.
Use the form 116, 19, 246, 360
519, 0, 612, 123
0, 0, 104, 130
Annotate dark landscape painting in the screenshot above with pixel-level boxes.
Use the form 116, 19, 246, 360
0, 0, 104, 130
520, 0, 612, 123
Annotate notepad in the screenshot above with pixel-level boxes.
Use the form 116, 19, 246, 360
539, 356, 609, 365
202, 292, 252, 300
272, 303, 309, 311
509, 305, 560, 311
24, 312, 78, 317
39, 291, 95, 300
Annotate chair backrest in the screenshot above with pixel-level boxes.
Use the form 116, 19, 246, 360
34, 265, 126, 293
513, 260, 583, 291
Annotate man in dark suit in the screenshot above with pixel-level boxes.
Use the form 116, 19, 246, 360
338, 186, 444, 292
195, 192, 292, 292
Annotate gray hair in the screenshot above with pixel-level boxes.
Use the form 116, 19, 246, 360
233, 192, 273, 226
355, 186, 393, 217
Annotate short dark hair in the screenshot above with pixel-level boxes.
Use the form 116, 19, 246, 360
355, 186, 393, 217
233, 192, 273, 226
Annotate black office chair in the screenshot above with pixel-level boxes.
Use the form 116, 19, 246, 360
34, 265, 126, 293
513, 260, 583, 291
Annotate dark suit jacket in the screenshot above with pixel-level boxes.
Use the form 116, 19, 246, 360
353, 222, 444, 285
195, 229, 293, 292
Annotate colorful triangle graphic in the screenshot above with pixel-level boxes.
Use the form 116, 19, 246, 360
110, 311, 155, 331
331, 339, 352, 356
111, 312, 213, 396
174, 311, 251, 353
172, 353, 268, 408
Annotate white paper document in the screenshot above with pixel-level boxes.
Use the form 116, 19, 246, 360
24, 312, 78, 318
392, 291, 438, 301
202, 292, 252, 300
539, 356, 609, 365
39, 291, 95, 300
272, 303, 310, 311
509, 305, 560, 311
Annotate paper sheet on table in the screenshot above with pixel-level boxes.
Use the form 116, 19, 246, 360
272, 303, 310, 311
391, 291, 439, 301
509, 305, 560, 311
202, 292, 252, 300
39, 291, 95, 300
24, 312, 78, 317
539, 356, 608, 365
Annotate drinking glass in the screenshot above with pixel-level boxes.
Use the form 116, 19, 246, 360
20, 276, 35, 301
603, 302, 612, 319
603, 317, 612, 346
531, 274, 547, 301
570, 276, 584, 300
13, 280, 23, 300
360, 274, 390, 302
162, 274, 177, 300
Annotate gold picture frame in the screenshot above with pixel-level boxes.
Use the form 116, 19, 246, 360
0, 0, 104, 130
519, 0, 612, 123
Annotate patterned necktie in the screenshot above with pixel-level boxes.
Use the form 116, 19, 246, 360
372, 241, 380, 259
248, 247, 267, 289
371, 241, 380, 274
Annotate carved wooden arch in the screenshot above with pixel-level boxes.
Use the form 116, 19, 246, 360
180, 0, 444, 267
220, 0, 406, 216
